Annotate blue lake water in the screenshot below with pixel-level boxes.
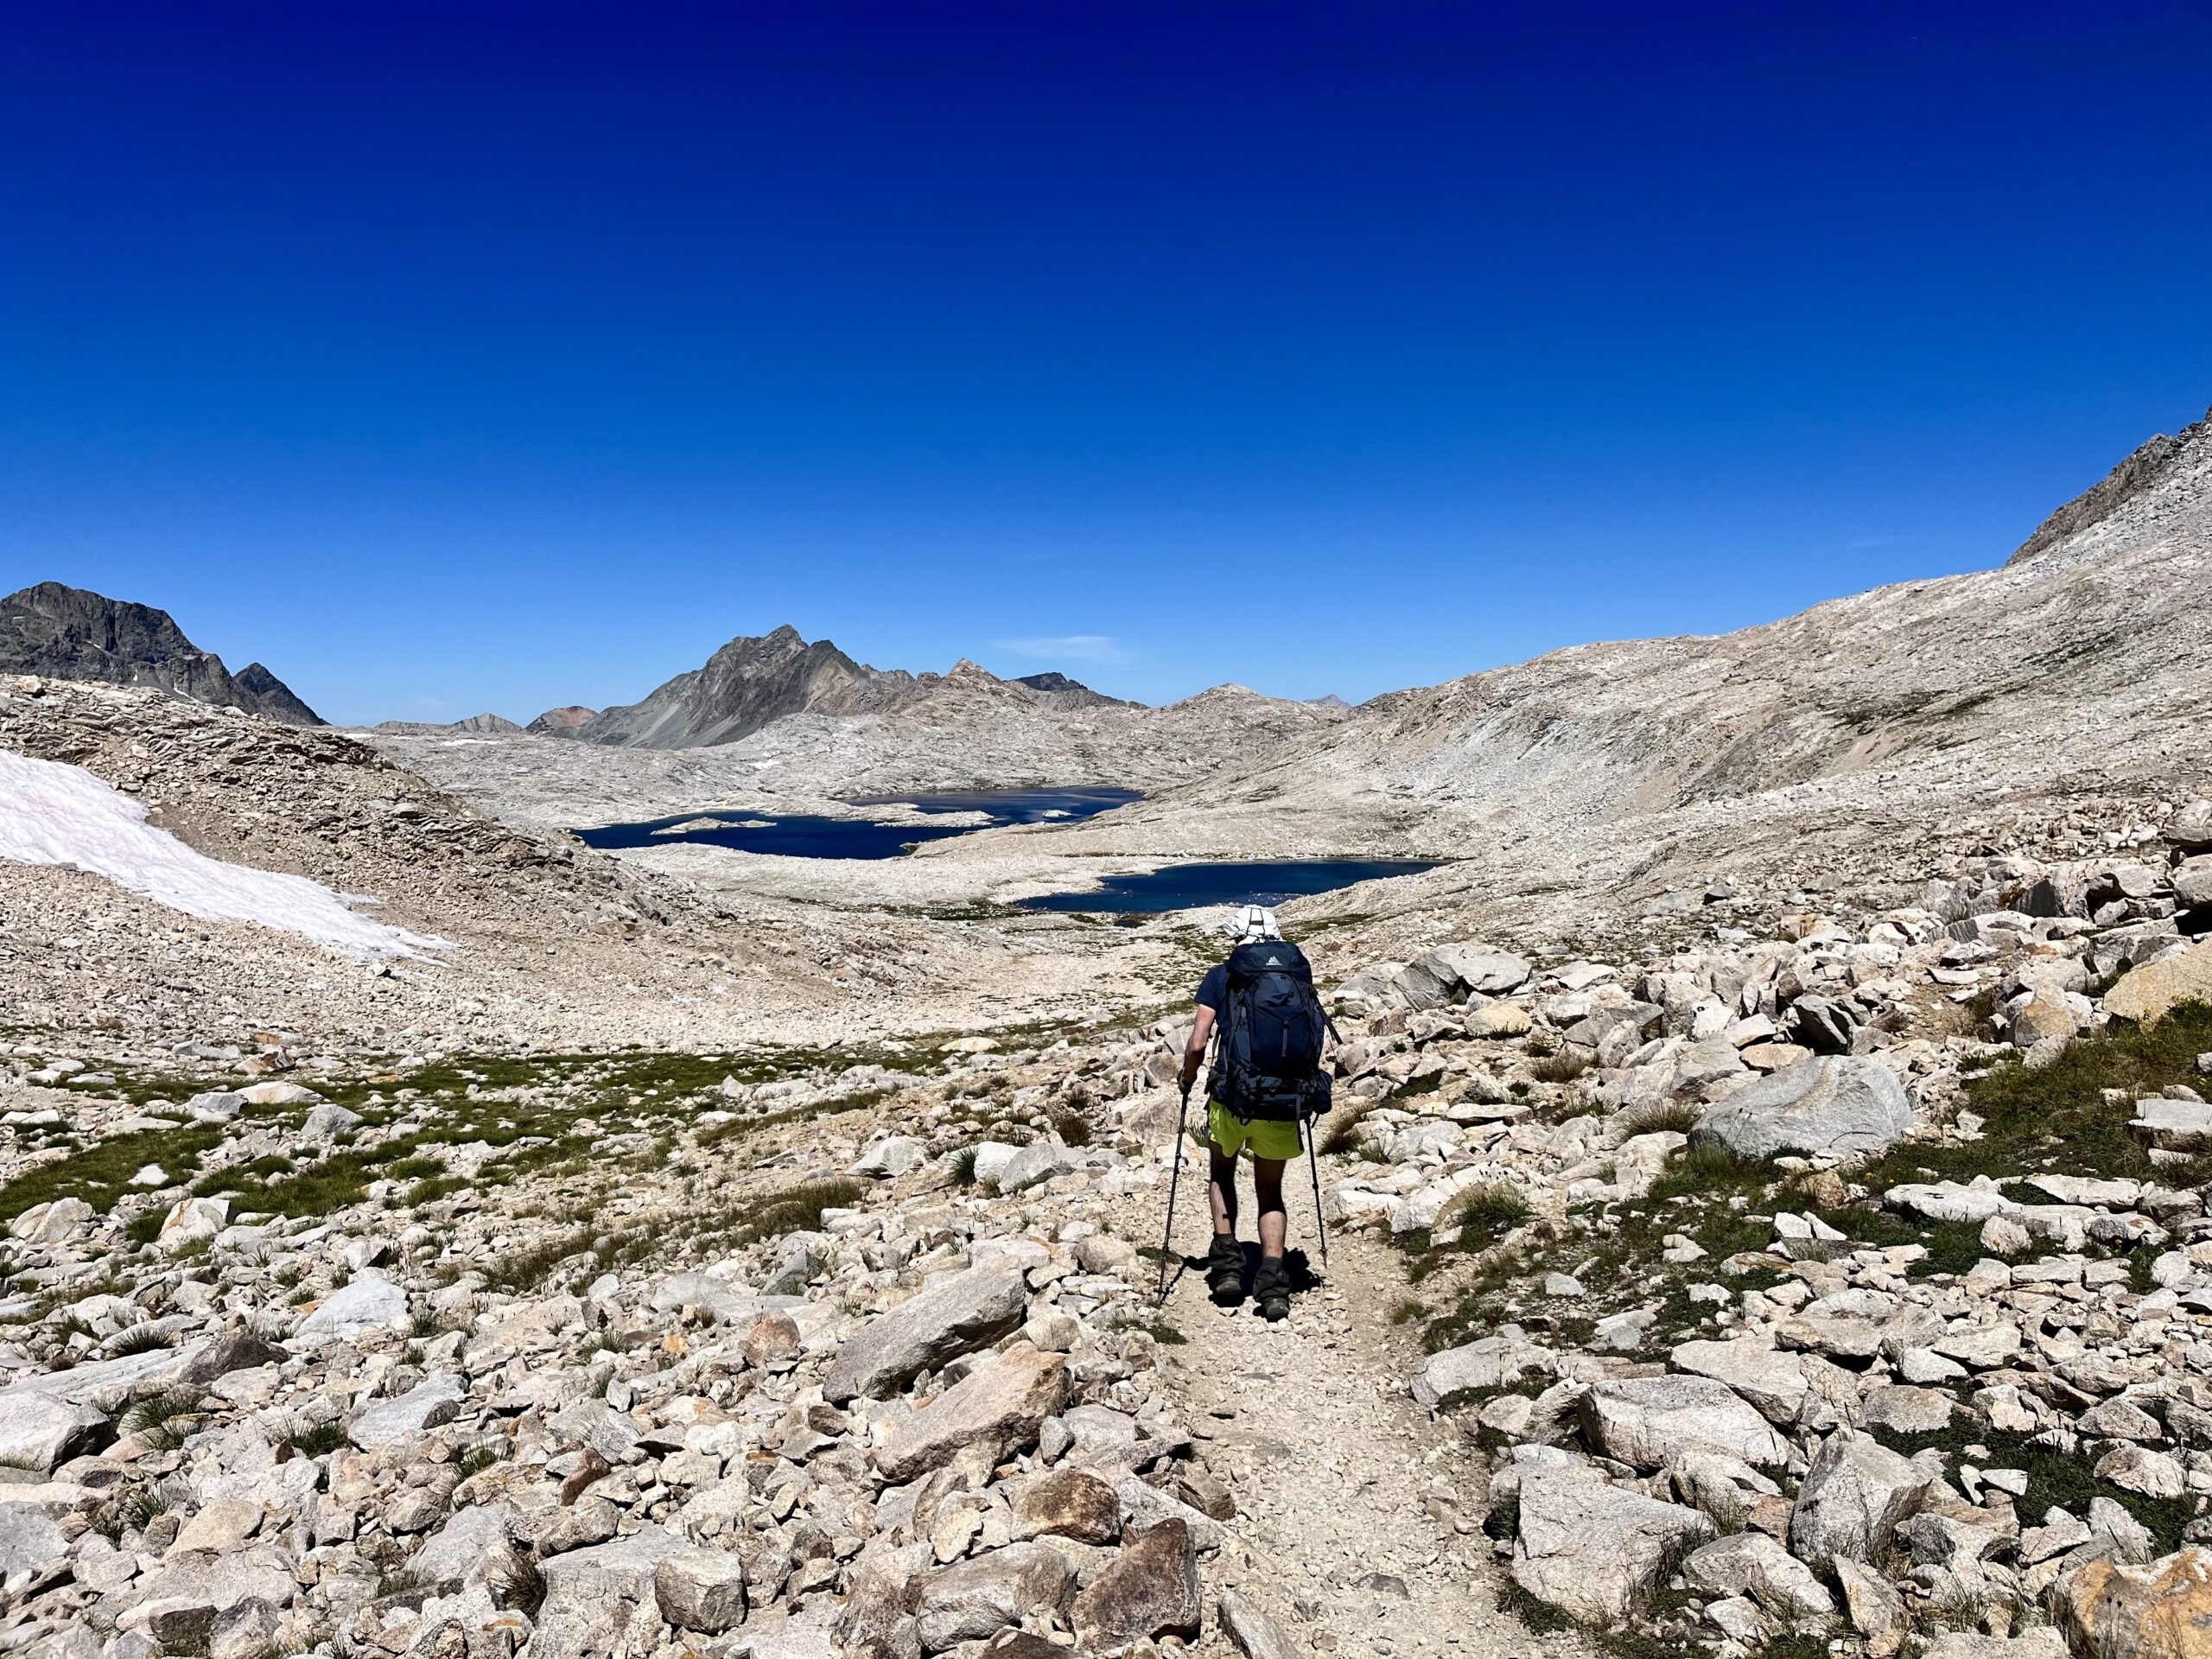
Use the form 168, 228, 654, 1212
575, 787, 1141, 860
578, 791, 1440, 912
1019, 859, 1443, 914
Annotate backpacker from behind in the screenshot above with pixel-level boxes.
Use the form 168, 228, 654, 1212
1208, 937, 1332, 1122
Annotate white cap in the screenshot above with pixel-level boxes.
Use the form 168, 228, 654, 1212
1227, 905, 1281, 944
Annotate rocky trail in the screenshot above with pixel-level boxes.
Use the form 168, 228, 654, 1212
1146, 1161, 1594, 1659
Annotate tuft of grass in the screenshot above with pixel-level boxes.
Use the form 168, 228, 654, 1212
1320, 1097, 1385, 1155
121, 1389, 209, 1451
1434, 1182, 1531, 1251
453, 1440, 509, 1483
1496, 1573, 1573, 1634
1051, 1110, 1094, 1148
1527, 1049, 1591, 1084
490, 1548, 545, 1613
103, 1324, 178, 1357
1389, 1298, 1427, 1325
117, 1487, 165, 1534
279, 1416, 349, 1459
1616, 1098, 1703, 1136
949, 1146, 980, 1186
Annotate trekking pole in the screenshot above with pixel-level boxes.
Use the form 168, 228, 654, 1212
1308, 1009, 1341, 1273
1305, 1117, 1329, 1270
1158, 1082, 1192, 1304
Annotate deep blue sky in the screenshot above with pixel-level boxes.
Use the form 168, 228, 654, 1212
4, 3, 2209, 724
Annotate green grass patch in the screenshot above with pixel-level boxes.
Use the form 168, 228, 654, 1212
1867, 1422, 2195, 1550
279, 1417, 349, 1458
0, 1122, 226, 1223
1643, 1142, 1770, 1205
1859, 1001, 2212, 1193
1526, 1049, 1590, 1084
405, 1174, 469, 1205
702, 1178, 868, 1251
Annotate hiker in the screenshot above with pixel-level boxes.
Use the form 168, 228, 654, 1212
1178, 904, 1332, 1321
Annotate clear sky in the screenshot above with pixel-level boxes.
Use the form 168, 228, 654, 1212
4, 3, 2209, 725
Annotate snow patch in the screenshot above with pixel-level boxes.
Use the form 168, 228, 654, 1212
0, 749, 450, 960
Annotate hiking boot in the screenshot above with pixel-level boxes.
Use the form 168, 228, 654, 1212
1254, 1256, 1292, 1322
1205, 1236, 1244, 1305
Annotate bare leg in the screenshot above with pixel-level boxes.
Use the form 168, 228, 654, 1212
1254, 1157, 1288, 1259
1208, 1145, 1239, 1239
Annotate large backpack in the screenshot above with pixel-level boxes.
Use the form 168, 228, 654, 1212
1209, 939, 1334, 1122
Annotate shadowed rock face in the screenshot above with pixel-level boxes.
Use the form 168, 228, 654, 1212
579, 625, 881, 747
0, 582, 321, 724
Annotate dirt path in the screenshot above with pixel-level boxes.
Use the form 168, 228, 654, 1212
1138, 1144, 1598, 1659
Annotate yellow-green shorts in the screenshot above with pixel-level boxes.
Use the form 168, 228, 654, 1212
1207, 1100, 1303, 1162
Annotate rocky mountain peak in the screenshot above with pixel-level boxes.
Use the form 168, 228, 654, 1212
573, 626, 879, 748
2007, 403, 2212, 569
525, 705, 596, 736
0, 582, 321, 724
1011, 671, 1090, 694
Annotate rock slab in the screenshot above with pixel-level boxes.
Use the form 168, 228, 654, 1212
1072, 1518, 1202, 1645
1789, 1430, 1934, 1571
1692, 1056, 1913, 1161
874, 1345, 1068, 1483
822, 1259, 1029, 1404
1511, 1469, 1717, 1623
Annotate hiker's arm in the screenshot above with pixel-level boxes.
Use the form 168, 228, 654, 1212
1179, 1006, 1215, 1093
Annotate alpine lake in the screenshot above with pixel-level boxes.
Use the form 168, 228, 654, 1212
577, 789, 1439, 913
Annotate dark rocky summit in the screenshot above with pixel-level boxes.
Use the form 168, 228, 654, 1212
0, 582, 321, 724
566, 624, 1128, 749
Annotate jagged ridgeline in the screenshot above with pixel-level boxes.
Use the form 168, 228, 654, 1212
0, 582, 321, 725
544, 624, 1135, 749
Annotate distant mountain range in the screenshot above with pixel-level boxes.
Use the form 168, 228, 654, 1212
0, 582, 321, 725
1101, 401, 2212, 876
540, 624, 1131, 749
374, 712, 522, 736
